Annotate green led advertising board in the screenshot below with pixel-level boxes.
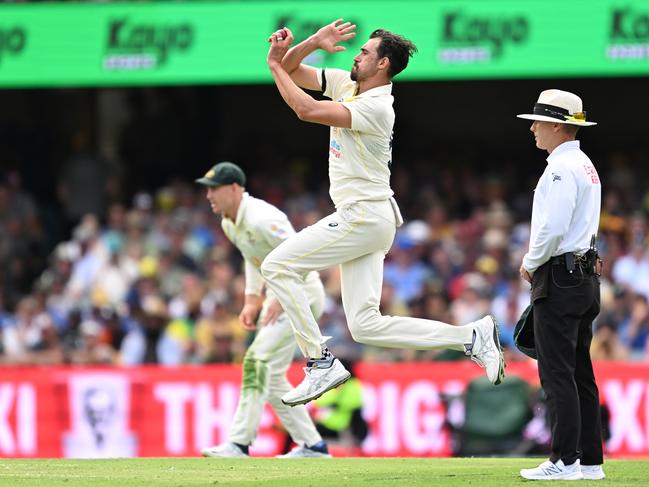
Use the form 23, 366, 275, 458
0, 0, 648, 88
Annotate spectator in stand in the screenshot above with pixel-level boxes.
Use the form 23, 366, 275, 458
1, 295, 63, 365
383, 231, 434, 305
119, 294, 182, 365
194, 295, 246, 364
618, 293, 649, 359
0, 172, 46, 307
590, 315, 629, 361
611, 214, 649, 299
67, 319, 116, 365
491, 271, 531, 355
449, 273, 492, 326
63, 214, 109, 310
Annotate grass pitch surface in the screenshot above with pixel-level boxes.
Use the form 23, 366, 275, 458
0, 458, 645, 486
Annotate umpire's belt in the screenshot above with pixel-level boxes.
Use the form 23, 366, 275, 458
550, 252, 578, 266
550, 251, 597, 275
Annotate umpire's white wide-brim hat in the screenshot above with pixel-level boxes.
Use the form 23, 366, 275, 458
517, 89, 597, 126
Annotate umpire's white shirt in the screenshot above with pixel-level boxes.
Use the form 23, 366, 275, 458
523, 140, 601, 274
222, 192, 320, 296
320, 68, 394, 208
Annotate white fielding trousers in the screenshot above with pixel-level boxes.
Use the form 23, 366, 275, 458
228, 278, 325, 447
262, 199, 474, 359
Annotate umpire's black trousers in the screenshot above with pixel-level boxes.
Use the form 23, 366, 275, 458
532, 258, 604, 466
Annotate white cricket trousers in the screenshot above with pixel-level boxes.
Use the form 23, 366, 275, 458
228, 280, 324, 447
261, 199, 474, 359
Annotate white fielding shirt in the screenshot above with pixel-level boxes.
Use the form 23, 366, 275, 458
320, 68, 395, 208
523, 140, 601, 274
222, 192, 320, 296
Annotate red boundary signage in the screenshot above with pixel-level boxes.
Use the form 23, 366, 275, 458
0, 362, 646, 458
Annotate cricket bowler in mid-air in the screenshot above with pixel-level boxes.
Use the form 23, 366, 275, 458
262, 19, 505, 407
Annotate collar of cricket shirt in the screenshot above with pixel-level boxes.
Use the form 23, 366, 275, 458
546, 140, 580, 165
355, 81, 393, 98
234, 192, 250, 227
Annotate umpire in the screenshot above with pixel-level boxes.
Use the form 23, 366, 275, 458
517, 90, 605, 481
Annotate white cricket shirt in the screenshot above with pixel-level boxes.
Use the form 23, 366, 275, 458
320, 68, 394, 208
523, 140, 601, 274
222, 192, 320, 296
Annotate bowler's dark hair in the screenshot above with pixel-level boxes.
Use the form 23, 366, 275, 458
370, 29, 417, 78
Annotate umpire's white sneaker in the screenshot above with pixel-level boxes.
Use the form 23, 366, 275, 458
581, 464, 606, 480
468, 315, 505, 385
201, 442, 249, 458
276, 441, 332, 458
520, 459, 583, 480
281, 358, 351, 407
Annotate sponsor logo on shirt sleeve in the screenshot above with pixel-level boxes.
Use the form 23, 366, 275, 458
583, 164, 600, 184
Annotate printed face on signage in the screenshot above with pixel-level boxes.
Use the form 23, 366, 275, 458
83, 388, 116, 431
63, 374, 137, 458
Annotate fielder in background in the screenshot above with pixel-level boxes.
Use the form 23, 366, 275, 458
517, 90, 605, 481
196, 162, 331, 458
264, 20, 505, 408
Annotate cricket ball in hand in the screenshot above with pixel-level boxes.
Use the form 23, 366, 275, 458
277, 28, 288, 41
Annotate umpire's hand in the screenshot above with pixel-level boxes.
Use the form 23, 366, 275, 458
520, 264, 532, 283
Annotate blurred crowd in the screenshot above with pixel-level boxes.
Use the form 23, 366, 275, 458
1, 154, 649, 367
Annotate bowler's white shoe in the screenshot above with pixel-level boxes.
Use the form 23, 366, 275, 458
469, 315, 505, 385
520, 459, 583, 480
201, 442, 249, 458
281, 358, 351, 407
276, 441, 332, 458
581, 464, 606, 480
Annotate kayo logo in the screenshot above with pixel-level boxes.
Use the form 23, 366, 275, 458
608, 7, 649, 60
439, 11, 529, 63
104, 17, 194, 70
0, 26, 26, 64
611, 7, 649, 41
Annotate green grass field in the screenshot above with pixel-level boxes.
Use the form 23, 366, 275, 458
0, 458, 646, 487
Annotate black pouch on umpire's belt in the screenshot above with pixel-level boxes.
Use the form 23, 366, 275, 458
531, 261, 550, 302
514, 262, 549, 360
583, 249, 603, 277
514, 304, 536, 360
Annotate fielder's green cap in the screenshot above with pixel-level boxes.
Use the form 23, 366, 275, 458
195, 162, 246, 187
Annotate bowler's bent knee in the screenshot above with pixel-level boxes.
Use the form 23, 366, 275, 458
347, 309, 382, 344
